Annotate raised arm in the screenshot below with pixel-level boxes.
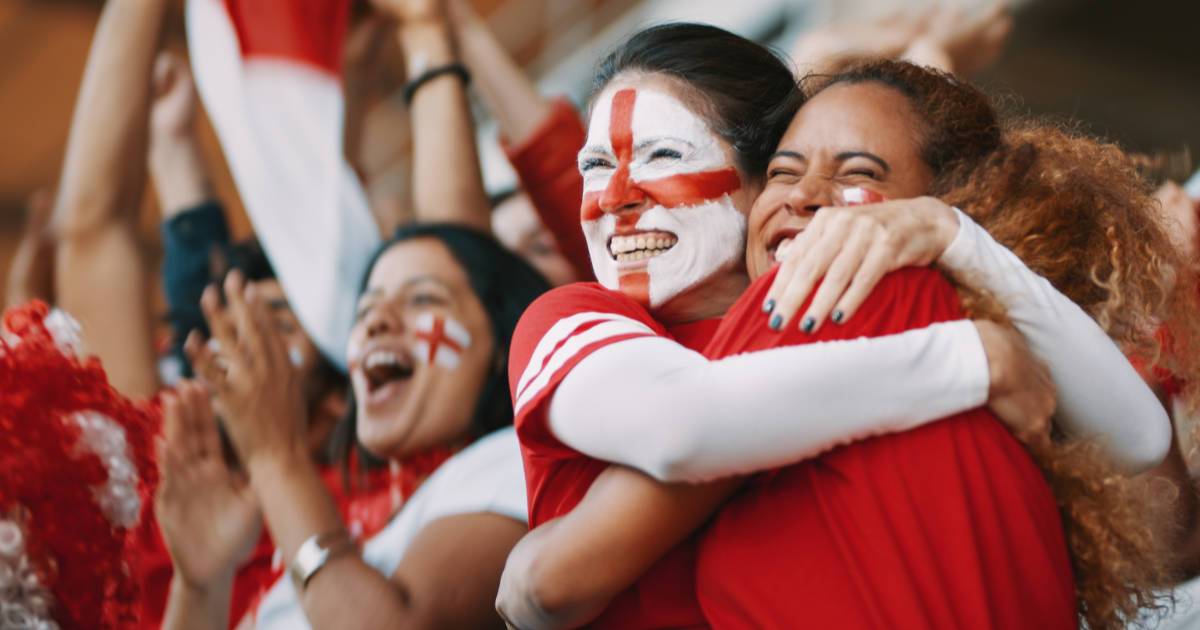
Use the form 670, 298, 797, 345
149, 52, 227, 376
448, 0, 593, 278
383, 0, 491, 233
544, 318, 1035, 483
50, 0, 168, 397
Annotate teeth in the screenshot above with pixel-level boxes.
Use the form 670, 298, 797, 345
364, 350, 400, 369
609, 234, 679, 257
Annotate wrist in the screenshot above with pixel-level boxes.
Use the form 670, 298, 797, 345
925, 197, 962, 257
245, 441, 311, 486
399, 21, 456, 76
150, 142, 212, 216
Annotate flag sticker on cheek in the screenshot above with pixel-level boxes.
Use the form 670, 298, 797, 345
413, 313, 471, 370
841, 187, 886, 206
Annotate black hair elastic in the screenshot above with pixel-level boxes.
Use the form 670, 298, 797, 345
402, 62, 471, 105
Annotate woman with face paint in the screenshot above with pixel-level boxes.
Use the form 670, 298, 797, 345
499, 25, 1174, 629
156, 1, 551, 628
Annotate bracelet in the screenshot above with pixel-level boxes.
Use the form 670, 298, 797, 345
402, 62, 471, 105
289, 529, 357, 590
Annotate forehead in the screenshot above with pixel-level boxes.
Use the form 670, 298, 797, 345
782, 82, 923, 156
587, 79, 713, 148
366, 238, 468, 293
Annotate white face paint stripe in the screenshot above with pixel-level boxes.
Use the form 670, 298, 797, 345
515, 311, 655, 400
514, 320, 657, 414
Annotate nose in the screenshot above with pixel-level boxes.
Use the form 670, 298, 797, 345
783, 172, 834, 216
362, 301, 403, 339
599, 162, 646, 214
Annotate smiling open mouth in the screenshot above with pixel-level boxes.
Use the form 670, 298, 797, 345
608, 231, 679, 263
362, 349, 415, 394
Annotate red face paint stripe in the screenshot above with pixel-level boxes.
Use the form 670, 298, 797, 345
596, 89, 646, 217
618, 271, 650, 307
639, 167, 741, 209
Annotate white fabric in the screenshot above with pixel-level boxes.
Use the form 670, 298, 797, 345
186, 0, 380, 371
1139, 574, 1200, 629
253, 428, 528, 630
939, 208, 1171, 472
550, 320, 990, 483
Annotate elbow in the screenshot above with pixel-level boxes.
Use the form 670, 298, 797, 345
637, 421, 711, 484
496, 546, 596, 629
1120, 404, 1173, 474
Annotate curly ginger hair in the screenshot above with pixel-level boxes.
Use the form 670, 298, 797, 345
800, 60, 1200, 629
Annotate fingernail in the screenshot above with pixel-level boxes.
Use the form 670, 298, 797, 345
769, 314, 783, 331
832, 310, 844, 324
801, 316, 816, 334
762, 299, 776, 314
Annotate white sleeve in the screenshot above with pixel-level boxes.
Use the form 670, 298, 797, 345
939, 207, 1170, 472
548, 320, 989, 483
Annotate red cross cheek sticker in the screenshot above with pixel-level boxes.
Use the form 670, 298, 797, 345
840, 187, 886, 206
413, 313, 471, 370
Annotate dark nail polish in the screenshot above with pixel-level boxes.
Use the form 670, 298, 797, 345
801, 316, 816, 333
769, 314, 783, 331
762, 298, 776, 314
832, 310, 844, 324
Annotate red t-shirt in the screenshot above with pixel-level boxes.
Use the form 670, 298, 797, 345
695, 267, 1076, 629
509, 282, 713, 629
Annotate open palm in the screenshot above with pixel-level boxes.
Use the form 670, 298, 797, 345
155, 381, 262, 588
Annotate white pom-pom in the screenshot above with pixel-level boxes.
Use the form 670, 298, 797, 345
43, 309, 84, 357
68, 411, 141, 529
0, 519, 59, 630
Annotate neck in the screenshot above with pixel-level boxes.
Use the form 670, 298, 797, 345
651, 267, 748, 325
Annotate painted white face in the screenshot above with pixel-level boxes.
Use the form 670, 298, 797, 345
578, 87, 745, 309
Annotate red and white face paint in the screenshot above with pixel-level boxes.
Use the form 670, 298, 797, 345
579, 87, 745, 308
412, 312, 471, 370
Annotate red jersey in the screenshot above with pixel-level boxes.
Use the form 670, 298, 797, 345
695, 267, 1076, 629
509, 282, 713, 629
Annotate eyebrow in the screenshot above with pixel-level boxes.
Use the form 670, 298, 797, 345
835, 151, 891, 173
769, 150, 891, 173
362, 274, 453, 299
578, 145, 613, 158
634, 137, 695, 151
265, 298, 290, 311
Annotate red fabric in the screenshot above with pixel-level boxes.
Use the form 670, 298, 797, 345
222, 0, 349, 75
508, 283, 710, 629
694, 267, 1076, 629
501, 98, 594, 282
0, 301, 161, 628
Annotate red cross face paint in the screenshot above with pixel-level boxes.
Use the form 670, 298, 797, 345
412, 312, 471, 370
578, 87, 745, 309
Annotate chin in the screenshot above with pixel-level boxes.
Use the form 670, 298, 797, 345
355, 408, 415, 459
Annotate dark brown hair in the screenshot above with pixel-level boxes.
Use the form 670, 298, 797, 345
592, 23, 800, 177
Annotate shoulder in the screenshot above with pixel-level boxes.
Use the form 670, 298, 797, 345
510, 283, 663, 397
360, 429, 528, 577
418, 428, 528, 524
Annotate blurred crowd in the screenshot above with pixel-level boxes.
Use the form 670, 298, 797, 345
1, 1, 1199, 629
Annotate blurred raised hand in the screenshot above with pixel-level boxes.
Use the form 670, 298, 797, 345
185, 271, 308, 469
148, 51, 212, 218
155, 380, 262, 590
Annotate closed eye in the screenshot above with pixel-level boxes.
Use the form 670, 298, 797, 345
648, 148, 683, 161
580, 157, 614, 172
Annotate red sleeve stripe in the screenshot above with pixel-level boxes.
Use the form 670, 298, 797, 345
515, 312, 653, 398
515, 315, 655, 413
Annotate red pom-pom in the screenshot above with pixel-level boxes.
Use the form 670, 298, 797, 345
0, 301, 162, 628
